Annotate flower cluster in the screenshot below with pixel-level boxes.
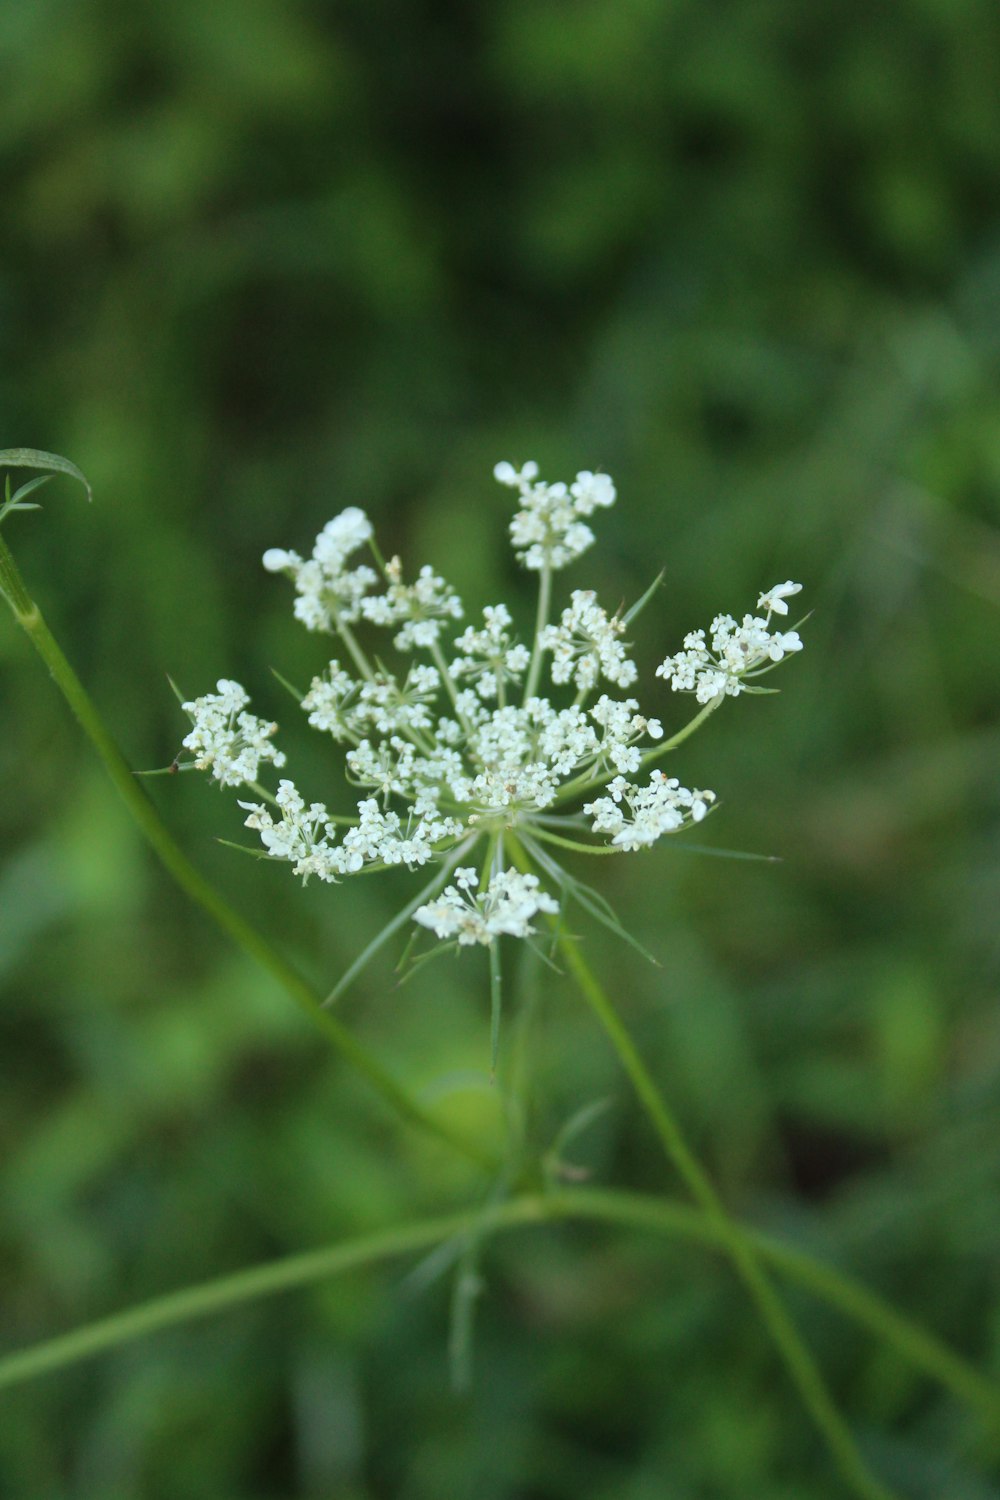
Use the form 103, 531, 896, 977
414, 867, 559, 946
585, 772, 715, 850
495, 461, 617, 570
179, 464, 805, 956
181, 679, 285, 788
655, 582, 804, 704
540, 589, 636, 692
262, 507, 375, 630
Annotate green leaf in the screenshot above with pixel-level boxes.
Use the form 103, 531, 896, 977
0, 474, 56, 526
0, 448, 93, 504
8, 474, 53, 505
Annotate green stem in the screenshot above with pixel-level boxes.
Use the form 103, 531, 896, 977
489, 936, 502, 1082
2, 1187, 997, 1436
522, 561, 552, 702
429, 636, 472, 731
332, 611, 376, 683
552, 697, 725, 808
0, 531, 495, 1172
526, 825, 621, 856
488, 835, 505, 1079
0, 536, 33, 615
642, 694, 724, 764
553, 934, 898, 1500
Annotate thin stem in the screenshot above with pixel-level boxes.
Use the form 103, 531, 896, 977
526, 826, 622, 857
641, 694, 724, 765
332, 612, 376, 683
522, 561, 552, 702
0, 532, 495, 1172
551, 697, 725, 809
552, 933, 898, 1500
502, 935, 543, 1167
488, 835, 505, 1078
3, 1188, 997, 1435
489, 933, 503, 1083
429, 636, 471, 732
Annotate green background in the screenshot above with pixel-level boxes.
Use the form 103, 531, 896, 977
2, 1, 1000, 1495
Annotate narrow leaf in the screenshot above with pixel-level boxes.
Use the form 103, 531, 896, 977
0, 448, 93, 503
622, 568, 665, 627
9, 474, 54, 505
270, 666, 305, 703
669, 841, 781, 863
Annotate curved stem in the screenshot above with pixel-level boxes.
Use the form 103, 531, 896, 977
552, 934, 898, 1500
2, 1187, 997, 1438
0, 531, 496, 1172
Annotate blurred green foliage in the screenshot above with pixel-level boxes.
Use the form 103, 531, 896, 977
2, 0, 1000, 1495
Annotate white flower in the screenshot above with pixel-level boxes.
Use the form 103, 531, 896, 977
414, 868, 559, 945
360, 558, 463, 649
182, 679, 286, 787
339, 799, 463, 871
498, 462, 618, 571
757, 580, 802, 617
570, 470, 617, 515
540, 589, 637, 692
239, 779, 343, 882
585, 770, 715, 850
656, 590, 805, 703
314, 508, 373, 566
183, 463, 805, 954
450, 605, 530, 699
263, 508, 378, 631
589, 696, 662, 773
493, 460, 539, 490
301, 661, 361, 741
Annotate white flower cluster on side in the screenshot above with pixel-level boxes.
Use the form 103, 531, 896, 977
302, 663, 441, 743
238, 780, 464, 884
494, 461, 617, 570
179, 463, 806, 948
262, 507, 376, 631
585, 771, 715, 850
414, 867, 559, 945
181, 679, 286, 787
656, 582, 804, 704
